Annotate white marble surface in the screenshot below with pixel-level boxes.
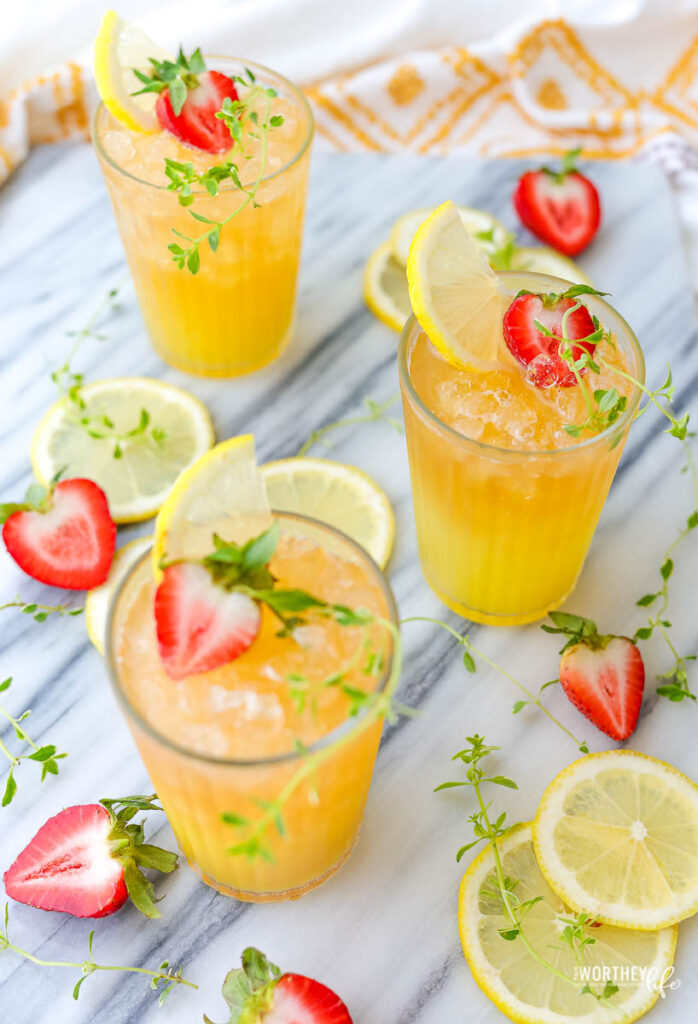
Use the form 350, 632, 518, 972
0, 147, 697, 1024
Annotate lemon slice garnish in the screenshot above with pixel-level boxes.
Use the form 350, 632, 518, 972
152, 435, 272, 578
391, 205, 508, 267
460, 822, 677, 1024
533, 750, 698, 930
31, 377, 214, 524
85, 535, 152, 653
363, 241, 411, 333
406, 200, 507, 370
94, 10, 172, 132
261, 457, 394, 568
510, 246, 593, 285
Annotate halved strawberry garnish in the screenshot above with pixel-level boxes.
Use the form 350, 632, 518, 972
156, 70, 238, 152
503, 291, 597, 388
155, 562, 261, 679
205, 947, 353, 1024
543, 612, 645, 741
513, 150, 601, 255
1, 478, 116, 590
3, 796, 177, 919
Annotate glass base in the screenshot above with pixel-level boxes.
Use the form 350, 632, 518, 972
151, 321, 294, 379
427, 576, 576, 627
184, 842, 354, 903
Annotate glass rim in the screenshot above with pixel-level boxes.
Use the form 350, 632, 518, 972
104, 510, 398, 768
92, 55, 314, 193
398, 271, 646, 460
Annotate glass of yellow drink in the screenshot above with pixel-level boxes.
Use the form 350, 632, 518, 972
106, 512, 398, 902
93, 58, 313, 377
399, 272, 644, 627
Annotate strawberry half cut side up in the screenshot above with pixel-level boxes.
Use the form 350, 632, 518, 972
513, 148, 601, 255
1, 478, 116, 590
3, 795, 178, 919
156, 69, 238, 152
203, 947, 353, 1024
503, 289, 598, 388
542, 612, 645, 741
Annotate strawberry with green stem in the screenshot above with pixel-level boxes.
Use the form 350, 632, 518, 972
513, 148, 601, 255
4, 795, 178, 918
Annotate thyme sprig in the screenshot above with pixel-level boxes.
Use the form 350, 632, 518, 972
298, 394, 403, 456
0, 905, 196, 1005
51, 283, 168, 459
402, 617, 589, 752
131, 47, 206, 115
0, 677, 67, 807
221, 615, 402, 862
436, 736, 620, 1009
164, 68, 284, 272
0, 597, 83, 623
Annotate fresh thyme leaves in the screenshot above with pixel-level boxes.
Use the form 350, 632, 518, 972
402, 617, 589, 753
298, 394, 403, 457
0, 677, 68, 807
0, 597, 83, 622
481, 229, 517, 271
0, 904, 196, 1004
164, 69, 284, 272
436, 735, 619, 1008
131, 47, 206, 115
221, 616, 402, 862
51, 283, 168, 458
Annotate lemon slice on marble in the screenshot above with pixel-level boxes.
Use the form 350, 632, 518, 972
533, 750, 698, 930
363, 241, 411, 333
261, 457, 394, 568
406, 200, 507, 369
509, 246, 593, 286
85, 535, 152, 654
391, 205, 508, 267
152, 435, 272, 578
460, 823, 677, 1024
94, 10, 172, 132
31, 377, 214, 524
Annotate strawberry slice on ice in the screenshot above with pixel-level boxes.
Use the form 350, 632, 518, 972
155, 562, 261, 679
503, 290, 598, 388
156, 69, 238, 152
1, 478, 116, 590
543, 612, 645, 741
3, 796, 177, 919
513, 150, 601, 255
204, 947, 353, 1024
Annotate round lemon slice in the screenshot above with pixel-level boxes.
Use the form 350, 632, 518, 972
460, 823, 677, 1024
152, 435, 272, 578
533, 750, 698, 930
31, 377, 214, 524
509, 246, 593, 286
85, 536, 152, 654
406, 200, 507, 370
261, 457, 395, 568
363, 241, 411, 333
94, 10, 172, 132
391, 206, 508, 267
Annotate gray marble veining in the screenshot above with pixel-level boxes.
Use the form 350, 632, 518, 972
0, 149, 697, 1023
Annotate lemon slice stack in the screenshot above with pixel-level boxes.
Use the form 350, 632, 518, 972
458, 750, 698, 1024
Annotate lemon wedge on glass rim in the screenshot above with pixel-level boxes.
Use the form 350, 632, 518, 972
533, 749, 698, 931
459, 822, 677, 1024
94, 10, 172, 132
406, 200, 508, 370
391, 205, 508, 267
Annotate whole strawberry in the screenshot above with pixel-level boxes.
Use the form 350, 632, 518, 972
204, 947, 353, 1024
1, 476, 115, 590
4, 795, 177, 919
543, 612, 645, 740
513, 149, 601, 256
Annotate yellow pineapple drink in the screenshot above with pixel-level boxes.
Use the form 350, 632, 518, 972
93, 58, 313, 376
107, 513, 397, 901
400, 269, 644, 626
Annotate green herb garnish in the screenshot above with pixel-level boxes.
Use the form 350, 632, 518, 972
0, 677, 68, 807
